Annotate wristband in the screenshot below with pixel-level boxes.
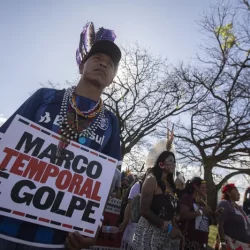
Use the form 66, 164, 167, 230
220, 242, 226, 246
167, 223, 173, 234
199, 209, 203, 215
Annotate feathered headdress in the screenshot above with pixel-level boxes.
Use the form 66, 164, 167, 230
121, 167, 132, 179
76, 22, 117, 66
222, 183, 235, 193
144, 123, 175, 170
121, 167, 134, 185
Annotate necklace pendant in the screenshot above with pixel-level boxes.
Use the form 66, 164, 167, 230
56, 136, 69, 158
79, 136, 86, 145
75, 112, 79, 130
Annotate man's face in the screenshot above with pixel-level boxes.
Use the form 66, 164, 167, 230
81, 53, 116, 89
122, 178, 128, 188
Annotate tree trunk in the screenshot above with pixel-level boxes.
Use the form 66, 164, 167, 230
204, 167, 217, 211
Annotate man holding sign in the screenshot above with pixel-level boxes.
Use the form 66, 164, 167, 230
0, 22, 122, 250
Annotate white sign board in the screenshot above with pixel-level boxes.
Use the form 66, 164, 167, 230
0, 115, 117, 238
104, 198, 122, 215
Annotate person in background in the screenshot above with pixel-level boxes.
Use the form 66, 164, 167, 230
110, 163, 122, 199
120, 173, 134, 199
134, 174, 138, 182
217, 183, 250, 250
119, 172, 148, 250
179, 177, 211, 250
132, 151, 182, 250
122, 176, 129, 189
243, 187, 250, 216
0, 21, 122, 250
175, 171, 186, 199
119, 175, 136, 225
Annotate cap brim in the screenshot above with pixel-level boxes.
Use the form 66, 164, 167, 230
87, 40, 121, 66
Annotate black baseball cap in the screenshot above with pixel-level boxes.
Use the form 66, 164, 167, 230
85, 40, 121, 66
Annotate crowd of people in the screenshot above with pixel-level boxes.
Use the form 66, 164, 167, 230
0, 20, 249, 250
118, 162, 250, 250
115, 133, 250, 250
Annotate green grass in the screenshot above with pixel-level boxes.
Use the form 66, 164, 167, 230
208, 225, 218, 249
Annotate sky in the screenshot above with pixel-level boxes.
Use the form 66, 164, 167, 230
0, 0, 249, 202
0, 0, 217, 121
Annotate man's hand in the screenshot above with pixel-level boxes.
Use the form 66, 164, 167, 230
65, 232, 96, 250
202, 206, 211, 216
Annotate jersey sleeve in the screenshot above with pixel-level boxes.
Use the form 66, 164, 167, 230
0, 88, 45, 133
102, 112, 122, 167
102, 112, 122, 190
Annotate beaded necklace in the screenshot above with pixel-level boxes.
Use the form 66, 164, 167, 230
162, 178, 179, 210
231, 201, 249, 221
56, 86, 105, 158
70, 92, 102, 119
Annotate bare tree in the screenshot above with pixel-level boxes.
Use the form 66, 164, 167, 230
169, 0, 250, 209
44, 43, 199, 171
103, 43, 200, 164
122, 145, 146, 173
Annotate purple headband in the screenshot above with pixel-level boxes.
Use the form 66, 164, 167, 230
76, 22, 117, 66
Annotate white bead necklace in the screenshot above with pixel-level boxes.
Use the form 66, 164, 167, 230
55, 86, 105, 157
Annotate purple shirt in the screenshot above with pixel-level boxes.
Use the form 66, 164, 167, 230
217, 200, 250, 243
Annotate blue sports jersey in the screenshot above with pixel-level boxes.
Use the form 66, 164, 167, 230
0, 88, 122, 248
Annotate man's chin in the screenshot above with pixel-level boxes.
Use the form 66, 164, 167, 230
85, 78, 103, 90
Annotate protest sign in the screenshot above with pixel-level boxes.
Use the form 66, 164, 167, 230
104, 198, 121, 215
0, 115, 117, 238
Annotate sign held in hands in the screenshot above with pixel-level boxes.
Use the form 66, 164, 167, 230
0, 115, 117, 237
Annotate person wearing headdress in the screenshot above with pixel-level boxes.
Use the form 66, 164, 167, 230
216, 183, 250, 250
179, 177, 211, 250
0, 22, 122, 250
132, 126, 183, 250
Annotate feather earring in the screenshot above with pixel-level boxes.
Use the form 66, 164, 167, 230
95, 28, 117, 42
79, 22, 90, 58
86, 22, 95, 53
166, 124, 174, 151
76, 22, 96, 66
95, 27, 105, 42
144, 123, 175, 170
76, 49, 82, 66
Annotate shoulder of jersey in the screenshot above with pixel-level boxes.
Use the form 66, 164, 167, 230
105, 109, 118, 121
